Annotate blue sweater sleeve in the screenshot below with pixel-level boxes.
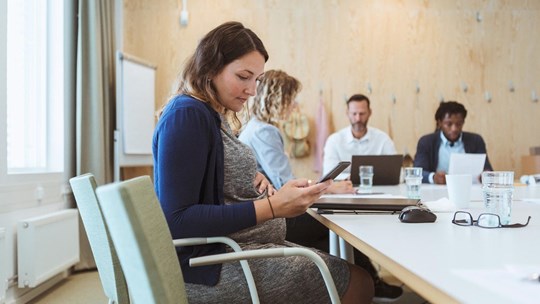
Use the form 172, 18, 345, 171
153, 100, 256, 239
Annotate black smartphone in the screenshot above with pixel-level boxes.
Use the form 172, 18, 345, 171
317, 161, 351, 183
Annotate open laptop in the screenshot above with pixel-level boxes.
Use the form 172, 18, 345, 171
350, 155, 403, 186
312, 196, 420, 212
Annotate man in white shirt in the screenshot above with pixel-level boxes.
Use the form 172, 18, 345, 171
319, 95, 403, 301
323, 94, 397, 175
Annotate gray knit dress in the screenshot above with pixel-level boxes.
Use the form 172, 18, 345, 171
185, 120, 350, 304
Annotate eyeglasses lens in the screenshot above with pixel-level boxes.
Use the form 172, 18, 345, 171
477, 214, 500, 228
453, 212, 472, 225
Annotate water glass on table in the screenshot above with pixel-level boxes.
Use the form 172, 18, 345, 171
404, 167, 422, 199
358, 165, 374, 193
482, 171, 514, 225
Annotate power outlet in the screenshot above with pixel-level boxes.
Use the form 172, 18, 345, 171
35, 185, 45, 202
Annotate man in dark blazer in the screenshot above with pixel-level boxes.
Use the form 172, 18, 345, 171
414, 101, 493, 184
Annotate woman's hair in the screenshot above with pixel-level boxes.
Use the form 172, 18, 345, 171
166, 21, 268, 123
251, 70, 302, 126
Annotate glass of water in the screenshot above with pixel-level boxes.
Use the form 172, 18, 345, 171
404, 167, 423, 199
482, 171, 514, 225
358, 165, 374, 193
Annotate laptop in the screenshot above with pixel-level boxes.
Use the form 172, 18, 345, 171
313, 196, 420, 212
350, 155, 403, 186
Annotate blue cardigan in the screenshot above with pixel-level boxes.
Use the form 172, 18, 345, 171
153, 95, 256, 285
413, 130, 493, 183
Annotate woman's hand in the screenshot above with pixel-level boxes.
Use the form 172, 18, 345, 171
254, 172, 276, 196
325, 180, 355, 194
260, 179, 330, 221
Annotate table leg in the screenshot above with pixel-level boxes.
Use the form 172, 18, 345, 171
329, 230, 340, 257
339, 237, 354, 263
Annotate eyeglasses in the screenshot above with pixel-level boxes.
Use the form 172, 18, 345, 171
452, 211, 531, 229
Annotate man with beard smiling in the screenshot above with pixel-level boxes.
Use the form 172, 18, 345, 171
322, 94, 397, 176
414, 101, 493, 184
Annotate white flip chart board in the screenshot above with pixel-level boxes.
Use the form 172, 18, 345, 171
114, 51, 155, 179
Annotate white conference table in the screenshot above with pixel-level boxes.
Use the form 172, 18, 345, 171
309, 183, 540, 304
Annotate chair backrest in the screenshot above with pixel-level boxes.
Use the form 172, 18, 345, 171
69, 173, 129, 304
96, 176, 188, 304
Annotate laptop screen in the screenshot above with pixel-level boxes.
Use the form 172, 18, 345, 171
350, 155, 404, 185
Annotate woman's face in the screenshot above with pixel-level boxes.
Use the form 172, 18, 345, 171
212, 51, 265, 112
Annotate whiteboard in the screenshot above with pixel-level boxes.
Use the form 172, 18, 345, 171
115, 51, 155, 174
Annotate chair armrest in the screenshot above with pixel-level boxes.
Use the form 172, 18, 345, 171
173, 236, 242, 252
189, 247, 341, 304
172, 237, 259, 304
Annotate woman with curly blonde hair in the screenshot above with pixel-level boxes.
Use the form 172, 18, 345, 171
239, 70, 300, 188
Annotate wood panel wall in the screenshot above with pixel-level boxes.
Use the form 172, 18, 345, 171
123, 0, 540, 180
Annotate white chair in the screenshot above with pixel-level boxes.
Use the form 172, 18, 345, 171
69, 173, 129, 304
96, 176, 341, 304
70, 174, 257, 303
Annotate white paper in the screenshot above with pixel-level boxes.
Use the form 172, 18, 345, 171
453, 265, 540, 304
449, 153, 486, 183
523, 198, 540, 204
422, 197, 457, 212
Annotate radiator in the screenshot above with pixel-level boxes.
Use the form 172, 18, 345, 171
0, 227, 7, 302
17, 209, 80, 288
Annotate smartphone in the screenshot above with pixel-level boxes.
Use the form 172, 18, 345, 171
317, 161, 351, 183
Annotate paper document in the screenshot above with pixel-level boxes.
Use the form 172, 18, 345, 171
523, 198, 540, 204
453, 265, 540, 304
422, 197, 457, 213
449, 153, 486, 183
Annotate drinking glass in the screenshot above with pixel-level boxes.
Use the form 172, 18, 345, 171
404, 167, 422, 199
482, 171, 514, 225
358, 165, 374, 193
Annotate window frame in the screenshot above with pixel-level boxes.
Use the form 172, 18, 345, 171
0, 0, 66, 212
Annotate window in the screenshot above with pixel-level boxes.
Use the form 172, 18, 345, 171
1, 0, 66, 209
6, 0, 64, 174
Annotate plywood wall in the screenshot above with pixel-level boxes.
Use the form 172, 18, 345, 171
123, 0, 540, 180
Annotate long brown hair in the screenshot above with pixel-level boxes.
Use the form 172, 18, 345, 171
162, 21, 269, 124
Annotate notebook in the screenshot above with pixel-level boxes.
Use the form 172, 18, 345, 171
350, 155, 403, 186
313, 195, 420, 212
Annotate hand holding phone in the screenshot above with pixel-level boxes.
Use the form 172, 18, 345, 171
317, 161, 351, 183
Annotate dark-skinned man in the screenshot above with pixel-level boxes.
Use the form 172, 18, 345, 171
414, 101, 493, 184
